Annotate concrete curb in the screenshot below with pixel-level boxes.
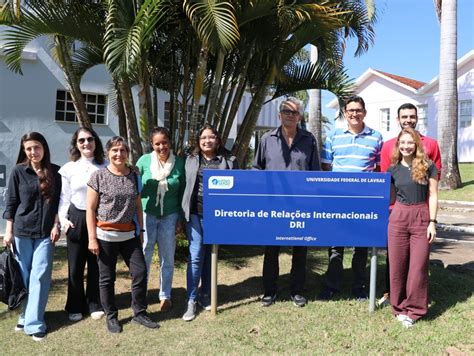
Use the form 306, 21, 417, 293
439, 200, 474, 206
438, 223, 474, 235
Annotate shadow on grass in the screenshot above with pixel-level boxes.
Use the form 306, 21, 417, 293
425, 264, 474, 321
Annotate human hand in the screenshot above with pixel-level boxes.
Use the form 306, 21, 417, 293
89, 238, 100, 256
63, 219, 75, 233
3, 231, 13, 248
427, 222, 437, 244
51, 225, 61, 244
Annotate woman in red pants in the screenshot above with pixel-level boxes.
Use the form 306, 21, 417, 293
387, 127, 438, 328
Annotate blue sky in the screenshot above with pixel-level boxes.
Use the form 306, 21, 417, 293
321, 0, 474, 120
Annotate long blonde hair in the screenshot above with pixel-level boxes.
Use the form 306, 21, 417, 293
390, 128, 429, 184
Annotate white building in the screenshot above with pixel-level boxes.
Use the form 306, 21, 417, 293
0, 38, 283, 231
328, 50, 474, 163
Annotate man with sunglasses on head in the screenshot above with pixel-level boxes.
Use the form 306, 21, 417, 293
377, 103, 441, 307
253, 97, 320, 308
318, 95, 384, 301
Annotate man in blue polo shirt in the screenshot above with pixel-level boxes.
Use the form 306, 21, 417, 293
253, 97, 320, 308
318, 95, 383, 301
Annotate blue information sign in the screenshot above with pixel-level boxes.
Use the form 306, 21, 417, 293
203, 170, 390, 247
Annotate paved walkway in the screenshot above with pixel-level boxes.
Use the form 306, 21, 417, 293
431, 200, 474, 271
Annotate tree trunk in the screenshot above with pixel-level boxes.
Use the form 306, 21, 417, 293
232, 67, 275, 166
119, 77, 143, 164
188, 47, 208, 148
114, 81, 127, 138
206, 50, 225, 126
308, 46, 323, 155
177, 44, 191, 154
214, 61, 232, 134
222, 76, 247, 144
55, 35, 92, 129
437, 0, 462, 189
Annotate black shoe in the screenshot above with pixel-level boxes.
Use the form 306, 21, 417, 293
317, 287, 338, 301
14, 324, 24, 332
31, 332, 47, 342
107, 318, 123, 333
261, 294, 276, 307
132, 313, 160, 329
352, 288, 368, 301
290, 294, 307, 307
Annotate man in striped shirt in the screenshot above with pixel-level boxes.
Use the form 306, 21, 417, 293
318, 95, 384, 301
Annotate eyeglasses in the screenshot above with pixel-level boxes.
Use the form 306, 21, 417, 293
280, 109, 300, 116
77, 137, 95, 144
200, 135, 217, 141
345, 109, 365, 114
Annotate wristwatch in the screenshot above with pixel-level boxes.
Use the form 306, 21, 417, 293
429, 219, 438, 224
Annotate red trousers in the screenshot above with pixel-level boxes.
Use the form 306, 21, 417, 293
388, 202, 430, 321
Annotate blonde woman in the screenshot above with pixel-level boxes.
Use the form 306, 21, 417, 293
387, 127, 438, 328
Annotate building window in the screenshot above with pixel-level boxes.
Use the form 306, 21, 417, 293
164, 101, 204, 130
380, 108, 390, 132
417, 104, 428, 134
55, 90, 107, 124
459, 100, 472, 128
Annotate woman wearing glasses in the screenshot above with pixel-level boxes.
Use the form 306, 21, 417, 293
181, 124, 238, 321
58, 128, 106, 322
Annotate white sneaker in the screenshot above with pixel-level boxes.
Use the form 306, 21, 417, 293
68, 313, 83, 322
90, 311, 105, 320
377, 294, 390, 308
182, 301, 197, 321
396, 314, 408, 322
14, 324, 24, 332
402, 317, 415, 328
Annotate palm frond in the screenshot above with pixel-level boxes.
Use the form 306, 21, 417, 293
183, 0, 240, 52
272, 60, 354, 100
104, 0, 170, 76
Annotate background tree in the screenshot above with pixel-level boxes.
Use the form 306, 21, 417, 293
434, 0, 462, 189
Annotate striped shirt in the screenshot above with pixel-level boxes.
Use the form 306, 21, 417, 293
321, 125, 383, 172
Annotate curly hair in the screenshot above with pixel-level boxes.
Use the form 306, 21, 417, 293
69, 127, 105, 164
16, 132, 55, 202
390, 127, 429, 184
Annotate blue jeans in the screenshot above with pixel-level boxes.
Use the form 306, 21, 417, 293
14, 236, 54, 335
143, 212, 179, 300
186, 214, 211, 301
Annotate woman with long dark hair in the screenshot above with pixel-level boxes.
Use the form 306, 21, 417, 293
388, 127, 438, 328
136, 127, 185, 311
181, 124, 238, 321
3, 132, 61, 341
59, 127, 106, 322
86, 136, 158, 333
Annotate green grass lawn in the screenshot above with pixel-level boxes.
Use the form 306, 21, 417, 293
1, 245, 472, 354
439, 163, 474, 201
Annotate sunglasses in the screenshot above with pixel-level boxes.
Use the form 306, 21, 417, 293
77, 137, 95, 144
280, 109, 300, 116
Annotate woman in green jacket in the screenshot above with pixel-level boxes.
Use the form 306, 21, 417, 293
136, 127, 185, 311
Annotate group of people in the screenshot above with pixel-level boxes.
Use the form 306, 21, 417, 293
2, 95, 440, 341
253, 96, 439, 330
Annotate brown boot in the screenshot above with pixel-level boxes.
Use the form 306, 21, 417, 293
160, 299, 172, 312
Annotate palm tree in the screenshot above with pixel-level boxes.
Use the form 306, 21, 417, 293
230, 0, 376, 166
0, 1, 103, 128
434, 0, 462, 189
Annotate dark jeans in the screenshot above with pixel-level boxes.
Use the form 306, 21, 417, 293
263, 246, 307, 296
65, 204, 101, 314
324, 246, 368, 292
97, 237, 147, 320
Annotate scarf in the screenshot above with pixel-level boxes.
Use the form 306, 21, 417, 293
150, 150, 175, 215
